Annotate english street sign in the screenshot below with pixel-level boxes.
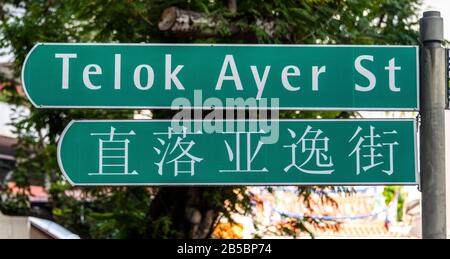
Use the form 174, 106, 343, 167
57, 119, 418, 186
23, 43, 419, 110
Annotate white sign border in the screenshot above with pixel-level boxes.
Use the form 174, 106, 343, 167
22, 43, 420, 111
57, 118, 419, 187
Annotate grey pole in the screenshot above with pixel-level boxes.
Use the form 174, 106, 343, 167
420, 11, 447, 239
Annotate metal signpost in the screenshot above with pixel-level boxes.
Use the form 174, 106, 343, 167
420, 11, 447, 239
57, 119, 417, 186
22, 44, 418, 110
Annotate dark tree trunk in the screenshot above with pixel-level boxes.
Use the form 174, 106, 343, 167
146, 187, 219, 239
228, 0, 237, 13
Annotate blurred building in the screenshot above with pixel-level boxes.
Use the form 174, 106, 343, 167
0, 135, 15, 182
0, 135, 79, 239
0, 212, 79, 239
239, 186, 420, 239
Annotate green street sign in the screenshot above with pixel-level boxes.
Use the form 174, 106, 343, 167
57, 119, 418, 186
23, 43, 418, 110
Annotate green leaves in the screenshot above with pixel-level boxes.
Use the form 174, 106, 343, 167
0, 0, 421, 238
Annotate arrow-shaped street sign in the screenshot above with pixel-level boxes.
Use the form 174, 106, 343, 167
57, 119, 418, 186
23, 43, 419, 110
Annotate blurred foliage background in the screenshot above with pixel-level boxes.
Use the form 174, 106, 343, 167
0, 0, 420, 238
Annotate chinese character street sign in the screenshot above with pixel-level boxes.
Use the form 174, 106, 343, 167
23, 43, 418, 110
57, 119, 418, 186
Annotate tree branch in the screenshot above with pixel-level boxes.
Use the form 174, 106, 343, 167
158, 6, 275, 39
158, 6, 235, 37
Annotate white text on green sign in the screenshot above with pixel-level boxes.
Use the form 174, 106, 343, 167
23, 44, 419, 110
57, 119, 418, 186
